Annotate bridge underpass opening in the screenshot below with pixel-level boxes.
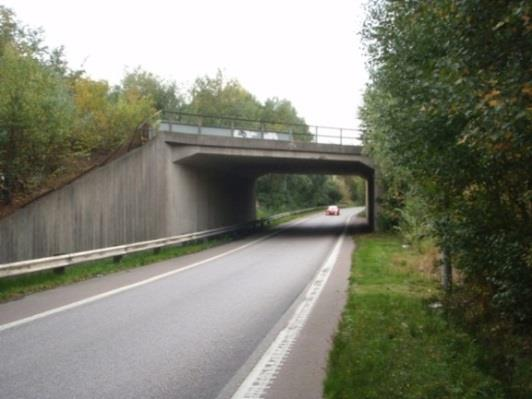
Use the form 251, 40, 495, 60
170, 137, 377, 232
163, 119, 376, 231
255, 173, 369, 222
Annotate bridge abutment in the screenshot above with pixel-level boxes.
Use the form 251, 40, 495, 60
0, 132, 376, 263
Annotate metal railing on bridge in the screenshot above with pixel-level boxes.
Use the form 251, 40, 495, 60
156, 112, 361, 146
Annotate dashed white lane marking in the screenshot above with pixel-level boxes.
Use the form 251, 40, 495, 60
231, 213, 354, 399
0, 216, 317, 333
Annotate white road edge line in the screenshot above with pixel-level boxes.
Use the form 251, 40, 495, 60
231, 212, 356, 399
0, 215, 317, 333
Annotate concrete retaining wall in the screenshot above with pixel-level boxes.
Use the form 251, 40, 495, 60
0, 137, 170, 263
0, 131, 375, 264
0, 135, 257, 263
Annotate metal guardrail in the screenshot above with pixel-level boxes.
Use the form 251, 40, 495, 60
0, 207, 320, 279
157, 111, 361, 146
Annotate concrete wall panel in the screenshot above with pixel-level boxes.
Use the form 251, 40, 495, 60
0, 137, 169, 263
164, 162, 255, 236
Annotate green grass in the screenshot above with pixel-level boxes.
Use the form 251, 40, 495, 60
0, 237, 229, 303
267, 208, 322, 226
324, 234, 504, 399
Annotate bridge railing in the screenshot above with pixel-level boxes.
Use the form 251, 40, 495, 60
156, 111, 361, 146
0, 207, 321, 279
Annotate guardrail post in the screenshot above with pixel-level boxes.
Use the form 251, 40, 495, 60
231, 120, 235, 137
198, 117, 202, 134
340, 128, 343, 145
289, 128, 293, 142
0, 208, 324, 279
260, 122, 264, 139
315, 126, 319, 143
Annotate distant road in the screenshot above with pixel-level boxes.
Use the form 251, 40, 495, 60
0, 208, 363, 399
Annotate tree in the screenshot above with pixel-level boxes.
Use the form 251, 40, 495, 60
0, 7, 74, 203
183, 70, 262, 127
361, 0, 532, 326
0, 6, 157, 205
121, 68, 183, 114
260, 97, 309, 138
70, 77, 155, 155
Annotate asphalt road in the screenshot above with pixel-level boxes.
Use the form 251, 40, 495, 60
0, 208, 362, 399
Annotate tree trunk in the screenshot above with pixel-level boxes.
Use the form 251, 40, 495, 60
1, 127, 17, 205
441, 247, 453, 292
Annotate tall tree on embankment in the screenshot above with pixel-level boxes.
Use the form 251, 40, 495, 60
361, 0, 531, 331
0, 6, 74, 205
0, 6, 155, 211
121, 68, 184, 114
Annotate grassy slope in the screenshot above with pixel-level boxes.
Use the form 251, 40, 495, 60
324, 234, 504, 399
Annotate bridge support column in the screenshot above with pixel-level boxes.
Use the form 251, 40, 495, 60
366, 171, 380, 232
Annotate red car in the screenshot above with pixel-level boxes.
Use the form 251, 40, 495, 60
325, 205, 340, 216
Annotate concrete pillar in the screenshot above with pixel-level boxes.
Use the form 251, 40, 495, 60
365, 170, 380, 232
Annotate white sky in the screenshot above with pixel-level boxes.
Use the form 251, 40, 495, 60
2, 0, 369, 129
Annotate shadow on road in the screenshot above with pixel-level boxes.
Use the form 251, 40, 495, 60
276, 217, 371, 239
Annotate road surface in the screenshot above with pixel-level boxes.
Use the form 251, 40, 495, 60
0, 208, 363, 399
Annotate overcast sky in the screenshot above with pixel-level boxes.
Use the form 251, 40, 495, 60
2, 0, 369, 129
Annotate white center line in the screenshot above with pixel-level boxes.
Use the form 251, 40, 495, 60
0, 215, 318, 333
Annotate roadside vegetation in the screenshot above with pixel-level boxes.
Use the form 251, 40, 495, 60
325, 234, 521, 398
351, 0, 531, 394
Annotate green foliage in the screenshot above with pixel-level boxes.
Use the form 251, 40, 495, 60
325, 234, 505, 398
395, 194, 432, 248
121, 68, 184, 113
346, 176, 367, 206
361, 0, 532, 331
70, 77, 155, 154
183, 70, 262, 126
331, 176, 366, 207
182, 70, 311, 140
260, 97, 309, 138
0, 17, 74, 201
0, 6, 44, 60
256, 174, 342, 214
0, 6, 156, 204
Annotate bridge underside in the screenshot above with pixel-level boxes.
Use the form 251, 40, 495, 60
176, 152, 372, 176
0, 132, 377, 263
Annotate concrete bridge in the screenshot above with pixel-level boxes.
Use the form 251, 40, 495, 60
0, 119, 376, 263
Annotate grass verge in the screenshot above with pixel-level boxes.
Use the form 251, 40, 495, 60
268, 208, 322, 227
324, 234, 504, 399
0, 236, 229, 303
